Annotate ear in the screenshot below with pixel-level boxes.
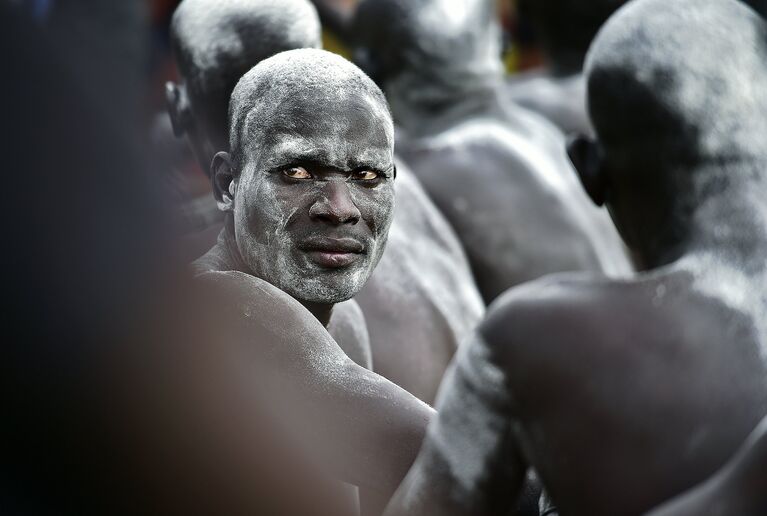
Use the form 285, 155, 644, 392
567, 134, 606, 206
211, 152, 236, 212
165, 81, 191, 137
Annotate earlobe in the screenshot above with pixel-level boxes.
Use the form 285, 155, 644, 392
567, 134, 606, 206
165, 81, 190, 137
211, 151, 236, 212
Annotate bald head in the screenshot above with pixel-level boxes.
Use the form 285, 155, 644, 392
216, 49, 396, 304
587, 0, 767, 167
353, 0, 502, 93
229, 49, 393, 166
168, 0, 321, 166
570, 0, 767, 256
743, 0, 767, 15
518, 0, 628, 74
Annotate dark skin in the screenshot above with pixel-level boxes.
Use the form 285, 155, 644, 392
194, 51, 434, 513
355, 162, 485, 404
166, 0, 370, 367
646, 415, 767, 515
385, 1, 767, 514
168, 0, 484, 405
355, 0, 631, 305
396, 90, 631, 303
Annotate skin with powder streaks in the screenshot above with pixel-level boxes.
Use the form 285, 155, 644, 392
194, 49, 434, 513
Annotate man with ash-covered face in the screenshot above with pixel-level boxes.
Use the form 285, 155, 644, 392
168, 0, 484, 405
384, 0, 767, 514
194, 48, 434, 514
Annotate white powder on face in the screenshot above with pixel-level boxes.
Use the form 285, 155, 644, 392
227, 49, 396, 304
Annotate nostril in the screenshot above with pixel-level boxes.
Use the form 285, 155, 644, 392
309, 201, 361, 225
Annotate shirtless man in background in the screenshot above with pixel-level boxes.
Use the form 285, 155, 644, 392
507, 0, 628, 136
353, 0, 631, 303
385, 1, 767, 514
167, 0, 484, 404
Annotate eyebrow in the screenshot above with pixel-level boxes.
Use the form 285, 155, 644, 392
261, 151, 393, 175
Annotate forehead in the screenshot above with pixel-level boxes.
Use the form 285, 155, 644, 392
241, 89, 393, 170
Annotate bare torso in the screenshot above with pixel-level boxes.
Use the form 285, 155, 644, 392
397, 89, 631, 303
485, 255, 767, 515
191, 243, 434, 514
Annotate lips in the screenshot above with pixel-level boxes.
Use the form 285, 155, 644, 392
297, 236, 366, 269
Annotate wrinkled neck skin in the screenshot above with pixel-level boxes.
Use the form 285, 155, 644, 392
386, 64, 504, 138
218, 216, 335, 327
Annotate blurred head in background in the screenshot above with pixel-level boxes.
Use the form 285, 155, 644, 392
353, 0, 503, 117
166, 0, 322, 174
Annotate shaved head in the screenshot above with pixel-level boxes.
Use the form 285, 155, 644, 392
587, 0, 767, 168
222, 49, 396, 303
575, 0, 767, 256
170, 0, 321, 152
229, 48, 394, 166
353, 0, 502, 95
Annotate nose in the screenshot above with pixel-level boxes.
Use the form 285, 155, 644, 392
309, 182, 361, 225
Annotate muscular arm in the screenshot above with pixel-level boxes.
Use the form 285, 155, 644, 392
199, 271, 434, 499
384, 333, 528, 516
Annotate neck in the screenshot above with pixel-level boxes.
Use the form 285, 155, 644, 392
299, 301, 335, 328
220, 220, 335, 328
388, 69, 502, 136
639, 188, 767, 273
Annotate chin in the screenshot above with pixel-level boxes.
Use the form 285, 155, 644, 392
286, 268, 370, 305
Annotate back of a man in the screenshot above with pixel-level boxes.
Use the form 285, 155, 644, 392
168, 0, 484, 404
397, 100, 630, 302
384, 1, 767, 514
354, 0, 632, 304
488, 268, 767, 514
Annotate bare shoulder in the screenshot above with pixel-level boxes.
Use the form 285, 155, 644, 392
479, 272, 635, 371
194, 270, 328, 339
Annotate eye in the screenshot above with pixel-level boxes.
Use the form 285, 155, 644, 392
352, 170, 380, 181
283, 166, 312, 179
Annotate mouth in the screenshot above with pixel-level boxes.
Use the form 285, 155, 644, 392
297, 236, 366, 269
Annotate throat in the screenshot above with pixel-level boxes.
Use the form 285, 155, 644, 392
299, 300, 334, 328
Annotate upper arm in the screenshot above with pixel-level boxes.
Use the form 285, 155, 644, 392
385, 332, 528, 516
197, 271, 433, 497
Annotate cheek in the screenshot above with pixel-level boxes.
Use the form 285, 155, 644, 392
236, 179, 286, 241
353, 184, 395, 236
